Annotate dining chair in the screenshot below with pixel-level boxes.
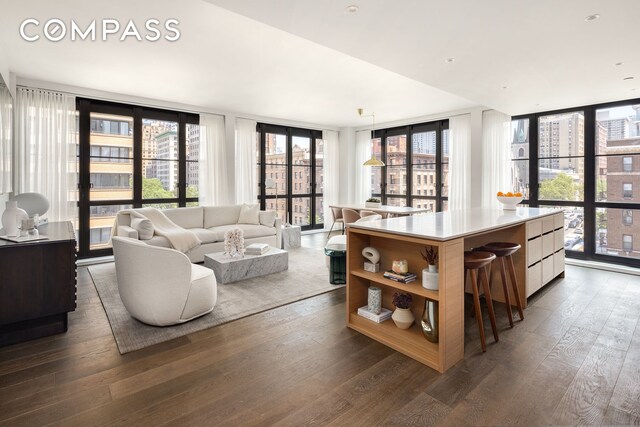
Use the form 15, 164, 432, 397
328, 206, 345, 237
342, 208, 362, 226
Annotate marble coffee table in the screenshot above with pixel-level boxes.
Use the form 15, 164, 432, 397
204, 247, 288, 284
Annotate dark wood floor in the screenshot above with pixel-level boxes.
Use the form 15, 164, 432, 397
1, 233, 639, 426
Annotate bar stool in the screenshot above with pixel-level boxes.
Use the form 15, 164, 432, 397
475, 242, 525, 327
464, 251, 499, 352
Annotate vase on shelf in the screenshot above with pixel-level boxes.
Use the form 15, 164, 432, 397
421, 299, 439, 343
422, 264, 439, 290
367, 286, 382, 314
1, 201, 28, 237
391, 307, 415, 330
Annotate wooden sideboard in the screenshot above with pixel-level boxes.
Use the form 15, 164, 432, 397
0, 222, 77, 346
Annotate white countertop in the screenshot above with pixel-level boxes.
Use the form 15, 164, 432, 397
348, 207, 559, 241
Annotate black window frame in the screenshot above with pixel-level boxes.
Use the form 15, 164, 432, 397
77, 98, 199, 258
513, 96, 640, 268
371, 120, 449, 211
256, 123, 324, 231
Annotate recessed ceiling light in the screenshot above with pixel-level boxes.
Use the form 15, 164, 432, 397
502, 86, 508, 89
345, 5, 359, 13
623, 76, 635, 81
445, 58, 455, 63
584, 14, 600, 21
615, 62, 624, 66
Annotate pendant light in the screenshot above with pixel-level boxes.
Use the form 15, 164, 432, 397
358, 108, 385, 166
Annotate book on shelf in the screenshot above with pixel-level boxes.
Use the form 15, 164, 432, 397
357, 306, 392, 323
245, 243, 270, 255
383, 270, 417, 283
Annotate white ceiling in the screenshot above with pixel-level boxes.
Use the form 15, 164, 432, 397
0, 0, 637, 128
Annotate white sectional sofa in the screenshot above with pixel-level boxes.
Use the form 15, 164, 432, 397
115, 205, 282, 263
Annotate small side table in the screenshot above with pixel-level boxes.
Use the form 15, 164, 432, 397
281, 225, 301, 249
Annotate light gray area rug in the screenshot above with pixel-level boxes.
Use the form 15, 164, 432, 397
89, 247, 341, 354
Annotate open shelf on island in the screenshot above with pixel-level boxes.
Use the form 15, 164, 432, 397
349, 312, 440, 370
351, 269, 440, 301
346, 226, 464, 373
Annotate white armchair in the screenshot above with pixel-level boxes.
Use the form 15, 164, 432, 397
111, 237, 217, 326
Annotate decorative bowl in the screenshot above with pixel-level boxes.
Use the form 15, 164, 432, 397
497, 196, 523, 210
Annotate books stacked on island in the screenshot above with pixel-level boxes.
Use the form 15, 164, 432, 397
383, 270, 417, 284
357, 306, 393, 323
245, 243, 270, 255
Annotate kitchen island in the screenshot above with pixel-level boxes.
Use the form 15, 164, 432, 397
346, 207, 565, 372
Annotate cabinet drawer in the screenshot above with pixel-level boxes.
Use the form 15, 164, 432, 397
527, 236, 542, 266
527, 262, 542, 297
542, 216, 555, 233
542, 255, 554, 285
554, 249, 565, 277
542, 232, 554, 257
554, 229, 564, 251
554, 212, 564, 230
527, 220, 542, 239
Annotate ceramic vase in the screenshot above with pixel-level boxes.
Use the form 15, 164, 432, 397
392, 259, 409, 274
1, 201, 28, 237
367, 286, 382, 314
392, 307, 415, 330
422, 264, 439, 290
421, 299, 439, 343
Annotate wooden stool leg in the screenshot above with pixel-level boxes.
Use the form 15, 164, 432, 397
506, 255, 525, 321
469, 269, 486, 352
480, 267, 499, 343
498, 257, 514, 327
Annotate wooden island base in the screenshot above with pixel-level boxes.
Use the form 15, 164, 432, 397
346, 208, 565, 372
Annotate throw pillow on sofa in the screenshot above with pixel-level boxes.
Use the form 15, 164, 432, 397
259, 210, 277, 227
238, 203, 260, 225
130, 212, 154, 240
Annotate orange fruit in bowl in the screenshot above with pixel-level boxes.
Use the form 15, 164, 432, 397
497, 191, 505, 197
515, 192, 523, 197
506, 192, 514, 197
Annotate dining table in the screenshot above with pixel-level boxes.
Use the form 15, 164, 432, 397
329, 204, 431, 217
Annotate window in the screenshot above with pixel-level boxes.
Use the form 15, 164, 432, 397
256, 124, 323, 230
373, 120, 448, 211
517, 100, 640, 266
510, 118, 530, 199
77, 98, 199, 257
538, 112, 584, 202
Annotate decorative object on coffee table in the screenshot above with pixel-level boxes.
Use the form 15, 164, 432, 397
224, 228, 245, 258
362, 246, 380, 272
367, 286, 382, 314
420, 246, 439, 290
421, 299, 439, 343
204, 247, 288, 284
391, 292, 414, 329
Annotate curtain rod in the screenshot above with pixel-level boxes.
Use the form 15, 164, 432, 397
16, 83, 222, 118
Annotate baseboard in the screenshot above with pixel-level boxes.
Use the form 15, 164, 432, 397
566, 258, 640, 277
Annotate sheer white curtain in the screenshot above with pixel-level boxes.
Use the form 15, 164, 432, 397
354, 130, 372, 203
235, 118, 258, 204
0, 84, 11, 194
15, 87, 77, 221
322, 130, 339, 230
481, 110, 512, 209
198, 113, 227, 206
448, 114, 471, 210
